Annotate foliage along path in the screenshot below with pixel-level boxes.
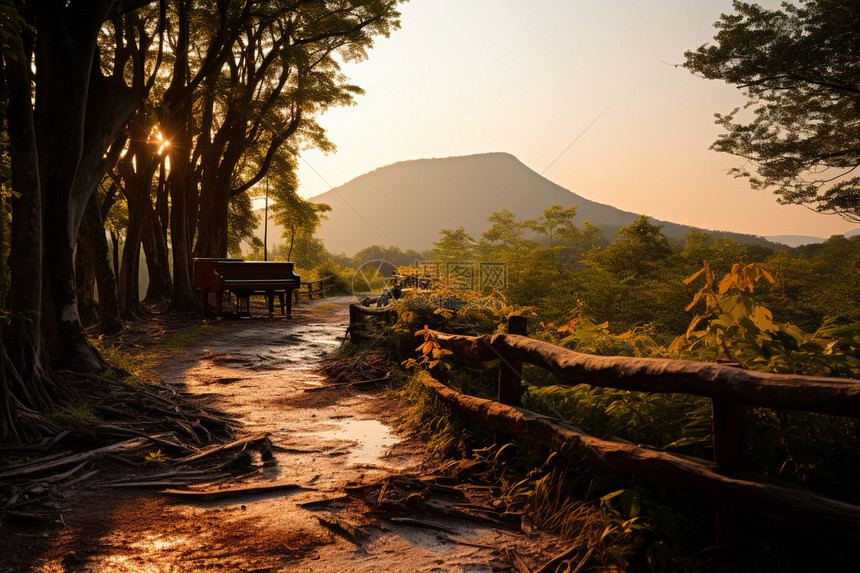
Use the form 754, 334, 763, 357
7, 297, 564, 572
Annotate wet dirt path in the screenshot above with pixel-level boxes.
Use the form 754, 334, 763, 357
13, 298, 559, 572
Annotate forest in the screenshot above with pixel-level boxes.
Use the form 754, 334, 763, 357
0, 0, 403, 441
1, 0, 859, 571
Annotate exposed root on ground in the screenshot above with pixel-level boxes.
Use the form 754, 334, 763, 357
0, 368, 261, 522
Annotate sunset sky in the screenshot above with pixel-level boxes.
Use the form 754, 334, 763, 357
293, 0, 856, 239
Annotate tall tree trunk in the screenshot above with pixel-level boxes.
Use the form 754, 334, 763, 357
288, 226, 295, 260
34, 6, 138, 371
194, 176, 231, 259
74, 242, 98, 327
166, 110, 199, 311
33, 9, 102, 372
80, 193, 123, 334
163, 0, 198, 312
142, 205, 173, 302
0, 181, 6, 304
2, 42, 50, 411
110, 230, 120, 280
155, 160, 169, 243
194, 130, 238, 259
118, 193, 146, 320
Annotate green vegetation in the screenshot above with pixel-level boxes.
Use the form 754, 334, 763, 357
162, 323, 237, 351
344, 207, 860, 570
144, 449, 170, 465
50, 404, 96, 426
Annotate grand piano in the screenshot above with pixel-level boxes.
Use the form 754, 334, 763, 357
193, 258, 300, 319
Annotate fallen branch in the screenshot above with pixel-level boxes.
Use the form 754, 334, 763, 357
298, 495, 350, 509
535, 544, 581, 573
172, 435, 270, 464
161, 481, 304, 501
505, 546, 533, 573
315, 514, 368, 543
425, 501, 506, 527
0, 435, 162, 480
570, 547, 594, 573
387, 516, 457, 534
389, 476, 465, 497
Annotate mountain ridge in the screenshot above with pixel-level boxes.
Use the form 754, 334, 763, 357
304, 152, 782, 255
764, 229, 860, 248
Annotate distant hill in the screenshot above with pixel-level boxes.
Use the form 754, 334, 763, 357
765, 228, 860, 247
298, 152, 779, 255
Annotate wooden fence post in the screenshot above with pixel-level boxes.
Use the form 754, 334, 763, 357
712, 398, 747, 550
495, 315, 527, 446
349, 304, 362, 344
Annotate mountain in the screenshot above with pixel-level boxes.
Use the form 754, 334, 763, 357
301, 152, 778, 255
764, 235, 827, 248
764, 227, 860, 247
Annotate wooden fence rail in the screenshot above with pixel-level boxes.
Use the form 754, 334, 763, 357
294, 275, 335, 304
420, 329, 860, 418
415, 319, 860, 544
348, 296, 398, 344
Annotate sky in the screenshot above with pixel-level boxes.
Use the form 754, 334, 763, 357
291, 0, 857, 239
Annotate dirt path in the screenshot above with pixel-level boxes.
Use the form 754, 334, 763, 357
4, 298, 563, 572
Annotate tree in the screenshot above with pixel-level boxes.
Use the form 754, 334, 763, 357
593, 215, 673, 280
193, 0, 403, 260
480, 208, 531, 251
524, 204, 578, 247
525, 204, 602, 263
433, 227, 476, 261
1, 0, 157, 441
685, 0, 860, 222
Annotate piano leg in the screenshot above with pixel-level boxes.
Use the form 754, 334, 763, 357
286, 290, 293, 319
278, 292, 285, 315
267, 291, 275, 317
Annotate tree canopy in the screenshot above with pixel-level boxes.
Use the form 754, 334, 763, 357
685, 0, 860, 222
0, 0, 403, 441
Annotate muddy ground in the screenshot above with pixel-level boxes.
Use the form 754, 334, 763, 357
1, 297, 571, 572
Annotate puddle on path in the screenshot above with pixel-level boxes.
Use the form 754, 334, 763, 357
306, 419, 399, 467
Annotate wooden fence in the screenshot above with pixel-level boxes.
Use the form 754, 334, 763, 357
294, 275, 335, 304
348, 295, 398, 344
415, 316, 860, 544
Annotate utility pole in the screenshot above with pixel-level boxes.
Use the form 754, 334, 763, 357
264, 177, 269, 261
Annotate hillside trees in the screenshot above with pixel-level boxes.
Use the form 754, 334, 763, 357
685, 0, 860, 221
271, 176, 332, 262
480, 207, 530, 252
433, 227, 476, 261
524, 204, 577, 247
